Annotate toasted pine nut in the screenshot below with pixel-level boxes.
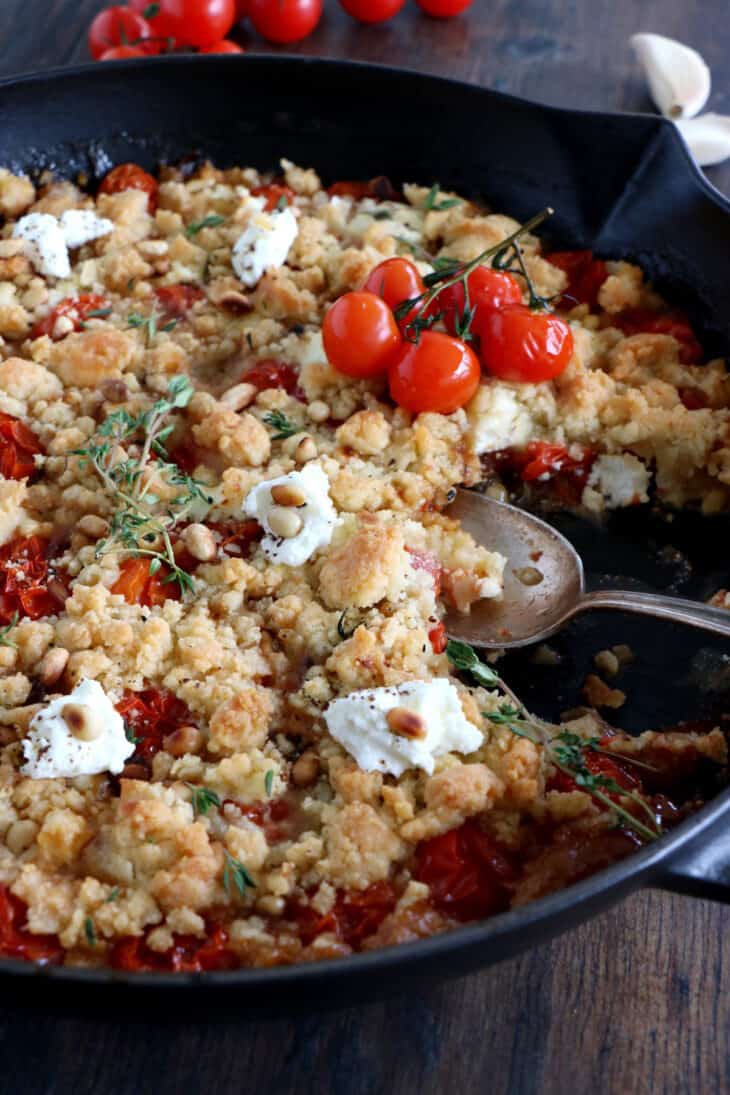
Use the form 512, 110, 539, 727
0, 239, 26, 258
62, 702, 103, 741
218, 290, 252, 313
291, 752, 320, 788
270, 483, 307, 508
268, 506, 303, 539
77, 514, 109, 538
220, 382, 256, 411
307, 400, 330, 423
386, 707, 427, 740
100, 378, 129, 404
39, 648, 69, 688
6, 820, 38, 855
294, 436, 317, 464
181, 522, 217, 562
163, 725, 203, 757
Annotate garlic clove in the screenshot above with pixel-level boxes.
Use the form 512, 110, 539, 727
675, 113, 730, 167
631, 32, 710, 119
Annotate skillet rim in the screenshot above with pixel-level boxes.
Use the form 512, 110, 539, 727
0, 55, 728, 989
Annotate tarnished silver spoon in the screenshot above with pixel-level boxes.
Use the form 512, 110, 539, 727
444, 489, 730, 649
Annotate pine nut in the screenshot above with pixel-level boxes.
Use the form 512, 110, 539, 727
181, 522, 217, 562
218, 290, 252, 313
100, 378, 129, 404
270, 483, 307, 507
295, 436, 317, 464
291, 752, 320, 787
221, 382, 256, 411
386, 707, 427, 740
307, 400, 330, 424
77, 514, 109, 538
163, 725, 203, 757
62, 702, 103, 741
514, 566, 544, 586
39, 648, 69, 687
6, 819, 38, 855
267, 506, 303, 539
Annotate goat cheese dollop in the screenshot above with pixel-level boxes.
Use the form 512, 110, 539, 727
232, 205, 298, 288
470, 385, 535, 455
583, 453, 650, 509
324, 678, 482, 777
244, 463, 338, 566
21, 679, 134, 779
13, 209, 113, 279
59, 209, 114, 249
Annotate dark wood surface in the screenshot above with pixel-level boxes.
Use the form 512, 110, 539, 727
1, 3, 729, 1093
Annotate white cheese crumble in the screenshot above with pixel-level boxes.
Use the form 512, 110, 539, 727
13, 209, 113, 279
583, 453, 650, 510
469, 384, 535, 455
59, 209, 114, 249
232, 206, 298, 288
324, 678, 482, 777
244, 463, 338, 566
21, 679, 134, 779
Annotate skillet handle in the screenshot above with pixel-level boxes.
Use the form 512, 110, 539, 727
654, 830, 730, 903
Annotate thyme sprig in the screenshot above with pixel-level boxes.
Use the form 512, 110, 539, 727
185, 214, 226, 237
423, 183, 462, 212
394, 207, 554, 343
73, 375, 211, 597
223, 851, 256, 898
186, 784, 221, 817
263, 410, 298, 440
127, 311, 178, 346
0, 613, 19, 649
446, 640, 661, 843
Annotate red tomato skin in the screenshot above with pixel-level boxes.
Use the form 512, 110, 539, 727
437, 267, 522, 335
110, 926, 236, 972
88, 7, 154, 60
323, 292, 402, 379
243, 359, 302, 396
156, 0, 237, 47
548, 250, 608, 309
363, 258, 425, 328
99, 163, 159, 213
250, 182, 296, 211
198, 38, 244, 51
111, 558, 180, 607
388, 330, 480, 414
289, 882, 396, 947
0, 413, 43, 480
31, 294, 111, 341
517, 440, 594, 483
99, 45, 149, 60
477, 305, 574, 383
415, 821, 514, 921
0, 886, 64, 966
248, 0, 323, 43
612, 309, 703, 366
339, 0, 406, 23
235, 0, 251, 16
428, 621, 448, 654
0, 536, 65, 625
154, 284, 205, 319
116, 687, 195, 762
416, 0, 472, 15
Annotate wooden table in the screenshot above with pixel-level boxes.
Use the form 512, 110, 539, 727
2, 3, 730, 1093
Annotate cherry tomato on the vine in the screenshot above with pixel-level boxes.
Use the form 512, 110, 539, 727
476, 305, 574, 383
363, 257, 425, 328
234, 0, 251, 16
152, 0, 237, 48
88, 7, 155, 60
251, 182, 296, 211
416, 0, 473, 14
339, 0, 406, 23
199, 38, 244, 51
388, 330, 480, 414
324, 292, 402, 379
99, 163, 159, 213
437, 267, 522, 336
248, 0, 323, 43
99, 45, 150, 60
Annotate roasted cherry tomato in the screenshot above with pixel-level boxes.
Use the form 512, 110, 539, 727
290, 882, 396, 947
416, 0, 472, 14
250, 182, 296, 211
477, 305, 573, 383
436, 267, 522, 336
339, 0, 405, 22
199, 38, 244, 51
88, 7, 155, 60
0, 886, 64, 965
611, 308, 703, 366
415, 821, 514, 921
208, 519, 262, 557
324, 291, 402, 379
111, 558, 180, 607
248, 0, 322, 43
516, 440, 595, 483
154, 284, 205, 320
0, 536, 66, 625
0, 413, 43, 480
548, 250, 608, 310
99, 45, 150, 60
99, 163, 159, 213
153, 0, 236, 47
327, 176, 401, 202
31, 294, 111, 341
428, 621, 448, 654
243, 359, 302, 395
548, 750, 642, 799
111, 925, 237, 972
388, 330, 480, 413
116, 686, 195, 762
235, 0, 251, 15
363, 257, 425, 328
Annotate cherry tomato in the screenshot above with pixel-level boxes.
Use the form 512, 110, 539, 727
111, 557, 180, 607
198, 37, 244, 51
154, 284, 205, 320
207, 519, 262, 557
0, 536, 66, 625
415, 821, 514, 921
290, 882, 396, 947
88, 7, 155, 60
250, 182, 296, 211
0, 887, 64, 966
428, 621, 447, 654
611, 309, 703, 366
248, 0, 322, 43
323, 291, 402, 379
99, 163, 159, 213
111, 926, 237, 972
99, 45, 150, 60
339, 0, 405, 23
363, 257, 425, 328
548, 250, 608, 310
327, 176, 401, 201
155, 0, 236, 47
388, 330, 480, 414
416, 0, 472, 14
128, 0, 177, 38
437, 267, 522, 336
548, 751, 642, 799
235, 0, 251, 16
116, 687, 195, 762
516, 440, 594, 483
0, 413, 43, 480
477, 305, 573, 383
243, 359, 302, 396
31, 294, 111, 341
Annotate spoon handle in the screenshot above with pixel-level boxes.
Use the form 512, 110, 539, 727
578, 589, 730, 638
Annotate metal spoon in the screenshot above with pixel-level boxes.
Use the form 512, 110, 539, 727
444, 489, 730, 648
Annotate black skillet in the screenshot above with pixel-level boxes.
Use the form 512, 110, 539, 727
1, 56, 730, 1007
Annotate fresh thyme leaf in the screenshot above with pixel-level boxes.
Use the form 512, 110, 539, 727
143, 2, 160, 16
275, 195, 289, 212
84, 917, 96, 947
337, 607, 358, 641
127, 312, 157, 346
160, 319, 179, 333
264, 770, 274, 797
105, 888, 120, 904
85, 306, 113, 319
0, 612, 19, 649
423, 183, 462, 212
186, 783, 221, 817
124, 720, 141, 746
446, 639, 500, 689
185, 213, 226, 237
223, 851, 256, 897
263, 409, 298, 440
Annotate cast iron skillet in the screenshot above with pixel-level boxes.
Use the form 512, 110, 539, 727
1, 56, 730, 1005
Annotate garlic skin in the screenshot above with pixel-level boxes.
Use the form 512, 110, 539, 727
675, 114, 730, 167
631, 33, 710, 120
